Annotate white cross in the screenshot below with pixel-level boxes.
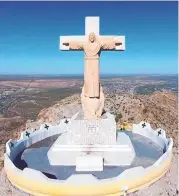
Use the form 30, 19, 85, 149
59, 16, 125, 51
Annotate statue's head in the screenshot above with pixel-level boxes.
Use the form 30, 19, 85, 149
89, 32, 96, 43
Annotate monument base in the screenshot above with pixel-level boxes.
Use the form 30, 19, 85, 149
47, 132, 135, 168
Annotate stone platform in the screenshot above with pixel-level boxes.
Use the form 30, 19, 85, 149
47, 132, 135, 167
47, 112, 135, 169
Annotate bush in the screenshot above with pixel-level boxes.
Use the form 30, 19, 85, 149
128, 117, 134, 121
143, 108, 148, 114
115, 113, 123, 122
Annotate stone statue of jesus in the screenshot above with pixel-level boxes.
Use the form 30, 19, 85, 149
63, 32, 122, 98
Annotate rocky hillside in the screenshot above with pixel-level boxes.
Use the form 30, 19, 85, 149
106, 91, 178, 147
30, 91, 177, 147
0, 117, 26, 168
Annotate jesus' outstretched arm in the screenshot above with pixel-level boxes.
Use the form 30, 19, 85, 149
101, 38, 122, 50
63, 42, 83, 50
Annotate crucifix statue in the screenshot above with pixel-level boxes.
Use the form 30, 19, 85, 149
60, 17, 125, 120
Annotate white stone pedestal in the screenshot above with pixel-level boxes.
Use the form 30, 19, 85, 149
47, 112, 135, 170
47, 132, 135, 167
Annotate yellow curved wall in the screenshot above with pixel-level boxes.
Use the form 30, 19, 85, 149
5, 153, 172, 196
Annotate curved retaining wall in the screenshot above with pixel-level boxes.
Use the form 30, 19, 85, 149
4, 120, 173, 196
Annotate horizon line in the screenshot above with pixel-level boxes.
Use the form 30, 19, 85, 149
0, 73, 177, 76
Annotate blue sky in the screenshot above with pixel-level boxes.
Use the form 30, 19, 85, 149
0, 1, 178, 75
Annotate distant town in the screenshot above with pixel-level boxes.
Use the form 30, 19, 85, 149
0, 74, 177, 120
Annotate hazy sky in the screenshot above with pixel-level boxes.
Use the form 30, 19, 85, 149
0, 1, 178, 74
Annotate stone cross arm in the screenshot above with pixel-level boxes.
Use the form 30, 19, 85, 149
59, 17, 125, 51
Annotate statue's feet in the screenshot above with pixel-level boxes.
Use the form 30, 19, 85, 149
81, 85, 104, 120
